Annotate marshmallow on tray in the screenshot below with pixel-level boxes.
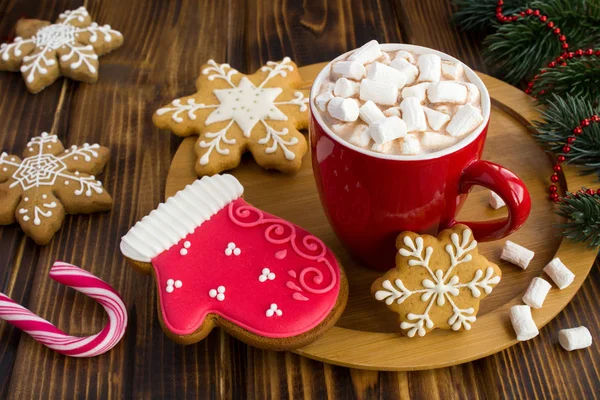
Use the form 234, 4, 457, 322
559, 326, 593, 351
489, 191, 506, 209
543, 258, 575, 290
390, 58, 419, 85
500, 240, 535, 270
332, 61, 366, 81
348, 124, 371, 147
427, 82, 468, 104
334, 77, 360, 98
399, 134, 420, 155
441, 61, 463, 80
400, 97, 427, 132
446, 104, 484, 137
417, 54, 441, 82
510, 305, 539, 341
359, 101, 386, 125
522, 277, 552, 309
423, 107, 450, 131
401, 83, 430, 103
327, 97, 359, 122
348, 40, 382, 64
360, 79, 398, 106
367, 62, 407, 89
369, 116, 407, 144
421, 132, 456, 151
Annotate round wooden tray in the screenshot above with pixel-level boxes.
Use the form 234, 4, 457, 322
165, 63, 597, 371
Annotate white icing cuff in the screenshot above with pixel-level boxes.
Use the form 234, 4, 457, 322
120, 174, 244, 262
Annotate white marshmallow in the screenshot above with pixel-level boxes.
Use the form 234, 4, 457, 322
348, 124, 371, 147
371, 141, 394, 154
463, 82, 481, 104
500, 240, 535, 270
331, 123, 351, 136
360, 79, 398, 106
327, 97, 359, 122
400, 97, 427, 132
383, 107, 401, 117
390, 58, 419, 85
510, 305, 539, 341
334, 77, 360, 98
332, 61, 366, 81
393, 50, 415, 64
421, 132, 456, 151
441, 60, 463, 80
367, 62, 406, 89
321, 82, 335, 92
522, 277, 552, 309
446, 104, 484, 137
378, 51, 392, 65
543, 258, 575, 290
488, 191, 506, 209
423, 106, 450, 131
435, 105, 452, 115
399, 134, 420, 155
369, 116, 407, 144
417, 54, 441, 82
315, 90, 334, 112
348, 40, 382, 64
359, 100, 385, 125
559, 326, 593, 351
401, 83, 430, 103
427, 81, 468, 104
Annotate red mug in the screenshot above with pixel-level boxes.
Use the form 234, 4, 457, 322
310, 44, 531, 271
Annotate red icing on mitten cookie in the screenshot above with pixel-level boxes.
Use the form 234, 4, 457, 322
120, 174, 346, 349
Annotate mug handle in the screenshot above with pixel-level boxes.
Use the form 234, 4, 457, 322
446, 160, 531, 241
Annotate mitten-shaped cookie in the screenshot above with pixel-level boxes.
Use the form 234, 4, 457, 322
120, 174, 347, 350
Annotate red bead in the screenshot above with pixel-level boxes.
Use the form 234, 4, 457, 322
539, 89, 546, 95
540, 15, 547, 22
526, 9, 533, 15
550, 193, 559, 201
597, 189, 600, 195
527, 82, 534, 88
567, 52, 574, 59
496, 12, 503, 19
587, 189, 595, 195
557, 155, 566, 163
525, 88, 532, 94
498, 0, 504, 4
533, 10, 540, 16
567, 137, 576, 144
520, 11, 526, 16
548, 61, 556, 68
496, 7, 503, 13
541, 69, 547, 73
561, 62, 567, 66
573, 126, 583, 135
596, 50, 600, 56
550, 185, 558, 193
563, 145, 571, 153
562, 43, 569, 50
553, 164, 562, 172
585, 49, 593, 56
553, 28, 561, 34
551, 174, 559, 182
582, 119, 590, 127
592, 115, 600, 122
547, 21, 554, 28
559, 35, 567, 42
575, 49, 583, 56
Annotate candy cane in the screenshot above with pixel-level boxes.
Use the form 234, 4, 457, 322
0, 261, 127, 357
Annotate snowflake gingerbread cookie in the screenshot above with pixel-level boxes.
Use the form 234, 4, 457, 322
0, 7, 123, 93
371, 225, 501, 337
120, 174, 348, 350
153, 58, 309, 177
0, 132, 112, 244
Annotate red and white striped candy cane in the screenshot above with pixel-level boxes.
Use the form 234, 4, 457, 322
0, 261, 127, 357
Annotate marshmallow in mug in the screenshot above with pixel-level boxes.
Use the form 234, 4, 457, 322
315, 40, 484, 156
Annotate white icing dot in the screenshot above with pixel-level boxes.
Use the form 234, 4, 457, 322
65, 181, 69, 185
74, 156, 79, 161
166, 286, 174, 293
180, 248, 188, 256
2, 167, 6, 172
42, 194, 47, 199
184, 241, 191, 248
47, 145, 51, 148
167, 279, 174, 286
23, 216, 29, 221
174, 280, 182, 288
209, 289, 217, 297
24, 197, 29, 202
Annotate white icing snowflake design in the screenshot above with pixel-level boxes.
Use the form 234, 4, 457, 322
154, 58, 309, 176
374, 227, 501, 337
0, 7, 123, 92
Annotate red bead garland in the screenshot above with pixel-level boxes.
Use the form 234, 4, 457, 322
495, 0, 600, 202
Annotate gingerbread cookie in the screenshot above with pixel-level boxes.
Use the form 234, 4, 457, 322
120, 174, 347, 350
371, 225, 501, 337
0, 132, 112, 245
0, 7, 123, 93
153, 58, 309, 177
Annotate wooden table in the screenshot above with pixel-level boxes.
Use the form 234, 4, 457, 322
0, 0, 598, 398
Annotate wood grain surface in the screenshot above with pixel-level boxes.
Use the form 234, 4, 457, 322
0, 0, 597, 398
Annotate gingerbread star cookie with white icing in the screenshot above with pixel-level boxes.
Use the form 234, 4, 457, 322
120, 174, 348, 350
0, 7, 123, 93
153, 58, 309, 177
0, 132, 112, 245
371, 225, 501, 337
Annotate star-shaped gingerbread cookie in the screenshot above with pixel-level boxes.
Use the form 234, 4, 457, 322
0, 7, 123, 93
371, 225, 502, 337
0, 132, 112, 245
153, 58, 309, 176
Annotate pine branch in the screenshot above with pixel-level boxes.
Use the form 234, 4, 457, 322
452, 0, 525, 31
532, 54, 600, 105
557, 189, 600, 247
483, 0, 600, 84
534, 94, 600, 176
